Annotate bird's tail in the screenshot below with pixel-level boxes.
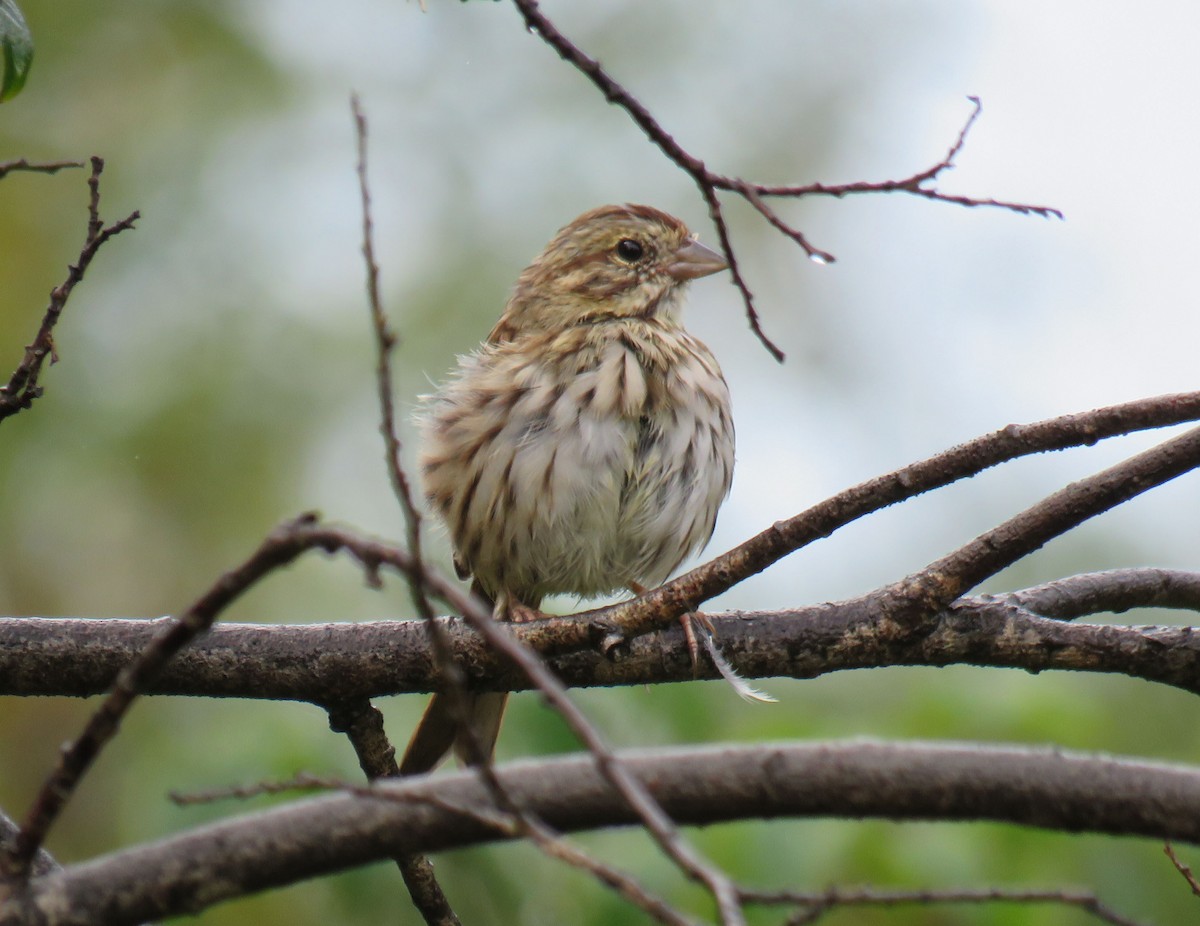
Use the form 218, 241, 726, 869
399, 689, 509, 775
399, 582, 519, 776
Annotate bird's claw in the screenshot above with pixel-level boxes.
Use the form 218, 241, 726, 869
680, 611, 715, 678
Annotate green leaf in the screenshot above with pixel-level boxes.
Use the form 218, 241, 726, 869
0, 0, 33, 102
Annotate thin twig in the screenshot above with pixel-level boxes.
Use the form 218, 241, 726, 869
351, 95, 436, 623
697, 184, 784, 361
169, 772, 346, 805
509, 1, 1060, 362
415, 792, 699, 926
0, 158, 84, 180
744, 884, 1143, 926
347, 97, 678, 922
0, 157, 139, 424
749, 99, 1056, 221
733, 180, 834, 264
350, 98, 460, 923
350, 97, 484, 846
1164, 842, 1200, 898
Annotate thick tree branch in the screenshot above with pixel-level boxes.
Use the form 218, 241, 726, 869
1, 742, 1194, 926
0, 812, 57, 880
0, 566, 1197, 700
4, 389, 1188, 878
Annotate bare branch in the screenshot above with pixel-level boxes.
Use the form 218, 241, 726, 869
0, 502, 733, 919
169, 772, 347, 806
538, 390, 1200, 651
350, 96, 463, 923
744, 884, 1143, 926
0, 157, 139, 424
350, 94, 436, 623
878, 422, 1200, 630
697, 184, 785, 361
509, 2, 1059, 361
0, 158, 84, 180
416, 791, 698, 926
0, 810, 57, 880
1164, 842, 1200, 898
2, 568, 1200, 701
2, 742, 1196, 926
3, 392, 1196, 899
1010, 568, 1200, 620
327, 699, 460, 926
512, 0, 783, 359
754, 97, 1061, 220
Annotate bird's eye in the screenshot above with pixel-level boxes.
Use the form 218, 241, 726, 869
615, 238, 645, 263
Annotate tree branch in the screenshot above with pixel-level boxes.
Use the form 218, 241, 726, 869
510, 1, 1059, 360
0, 566, 1197, 700
522, 390, 1200, 654
1, 742, 1193, 926
864, 422, 1200, 638
1010, 568, 1200, 620
743, 884, 1142, 926
350, 94, 437, 624
326, 699, 460, 926
0, 157, 138, 425
0, 159, 84, 180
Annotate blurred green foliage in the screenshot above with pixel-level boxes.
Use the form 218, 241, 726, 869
0, 0, 33, 102
0, 2, 1197, 925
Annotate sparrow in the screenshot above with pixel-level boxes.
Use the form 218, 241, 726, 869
400, 204, 734, 774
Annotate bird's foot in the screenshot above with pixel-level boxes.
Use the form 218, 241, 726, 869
626, 581, 712, 677
494, 592, 550, 624
508, 601, 549, 623
680, 610, 716, 678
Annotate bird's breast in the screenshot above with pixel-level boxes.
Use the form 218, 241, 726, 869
420, 322, 733, 601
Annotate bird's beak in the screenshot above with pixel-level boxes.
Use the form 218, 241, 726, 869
666, 237, 729, 281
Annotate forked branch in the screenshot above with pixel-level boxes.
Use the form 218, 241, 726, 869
0, 158, 139, 424
511, 0, 1060, 361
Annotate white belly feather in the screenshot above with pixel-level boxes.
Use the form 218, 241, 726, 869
420, 323, 734, 603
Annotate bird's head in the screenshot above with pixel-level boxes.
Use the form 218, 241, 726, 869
491, 204, 727, 342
